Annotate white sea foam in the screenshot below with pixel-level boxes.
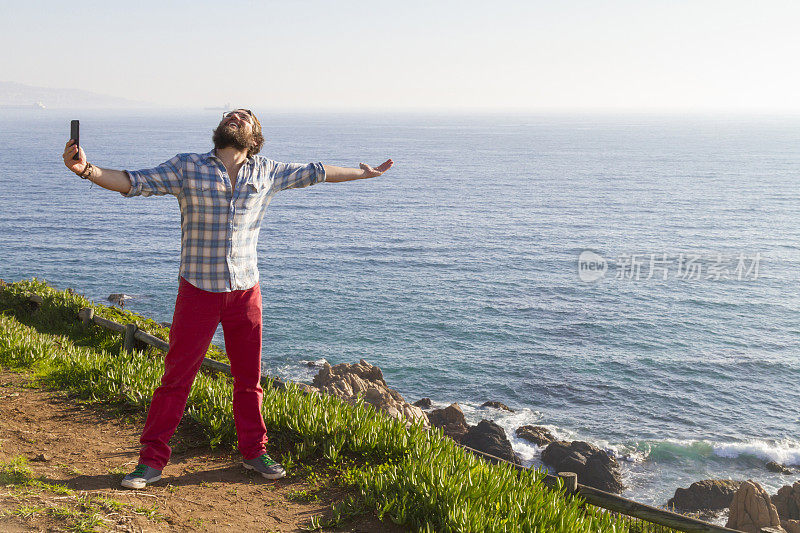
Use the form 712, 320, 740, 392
711, 438, 800, 466
621, 437, 800, 467
267, 358, 329, 385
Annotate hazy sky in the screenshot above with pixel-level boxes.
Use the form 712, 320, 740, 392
3, 0, 800, 111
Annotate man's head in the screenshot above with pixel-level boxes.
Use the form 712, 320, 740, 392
212, 109, 264, 157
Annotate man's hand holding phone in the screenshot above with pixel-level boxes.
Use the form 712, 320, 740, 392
61, 122, 132, 194
63, 139, 87, 175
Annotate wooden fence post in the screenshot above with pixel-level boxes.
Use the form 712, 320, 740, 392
558, 472, 578, 494
78, 307, 94, 326
123, 323, 137, 354
27, 294, 43, 310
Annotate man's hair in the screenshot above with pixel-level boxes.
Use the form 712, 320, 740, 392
248, 112, 264, 157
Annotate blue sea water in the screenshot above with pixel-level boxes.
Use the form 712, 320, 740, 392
1, 109, 799, 509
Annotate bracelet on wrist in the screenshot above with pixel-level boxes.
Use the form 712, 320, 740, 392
78, 162, 94, 180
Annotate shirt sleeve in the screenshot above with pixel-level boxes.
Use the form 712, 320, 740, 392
270, 161, 326, 192
121, 154, 184, 197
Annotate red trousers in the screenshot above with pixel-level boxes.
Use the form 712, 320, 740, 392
139, 277, 267, 470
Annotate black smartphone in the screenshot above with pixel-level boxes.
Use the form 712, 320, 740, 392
70, 120, 80, 161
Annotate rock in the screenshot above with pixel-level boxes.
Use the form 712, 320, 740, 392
460, 419, 520, 465
773, 482, 800, 521
667, 479, 742, 512
31, 453, 51, 462
311, 359, 428, 427
481, 400, 515, 412
427, 403, 469, 441
428, 403, 466, 426
107, 293, 132, 308
541, 441, 624, 494
515, 425, 556, 447
295, 383, 319, 395
413, 398, 432, 409
768, 461, 795, 475
726, 480, 784, 532
784, 519, 800, 533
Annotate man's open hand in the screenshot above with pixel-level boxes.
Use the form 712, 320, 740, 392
63, 140, 87, 175
359, 159, 394, 178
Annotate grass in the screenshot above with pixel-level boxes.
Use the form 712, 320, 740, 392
0, 457, 73, 497
0, 278, 678, 532
107, 465, 128, 477
287, 488, 320, 503
0, 456, 155, 532
0, 455, 34, 484
0, 277, 228, 365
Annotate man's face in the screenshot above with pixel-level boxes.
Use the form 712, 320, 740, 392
220, 109, 254, 133
213, 109, 256, 153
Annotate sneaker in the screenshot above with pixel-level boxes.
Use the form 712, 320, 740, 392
121, 464, 162, 489
243, 454, 286, 480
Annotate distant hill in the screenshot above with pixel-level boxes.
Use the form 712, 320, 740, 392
0, 81, 152, 109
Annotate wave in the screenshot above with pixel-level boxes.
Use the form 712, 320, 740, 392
636, 438, 800, 466
269, 358, 329, 384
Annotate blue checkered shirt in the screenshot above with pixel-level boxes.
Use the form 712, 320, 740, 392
123, 149, 326, 292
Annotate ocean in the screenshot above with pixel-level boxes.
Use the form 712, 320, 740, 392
1, 108, 798, 510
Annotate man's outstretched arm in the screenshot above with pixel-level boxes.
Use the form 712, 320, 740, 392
323, 159, 394, 183
63, 140, 132, 194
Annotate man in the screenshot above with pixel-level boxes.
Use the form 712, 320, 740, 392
62, 109, 393, 489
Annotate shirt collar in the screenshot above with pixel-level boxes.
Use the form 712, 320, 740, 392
203, 148, 255, 166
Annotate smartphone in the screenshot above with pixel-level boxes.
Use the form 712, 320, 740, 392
70, 120, 80, 161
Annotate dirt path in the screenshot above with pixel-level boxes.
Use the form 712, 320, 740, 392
0, 370, 407, 532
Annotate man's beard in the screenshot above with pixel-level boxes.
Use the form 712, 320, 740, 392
212, 123, 254, 153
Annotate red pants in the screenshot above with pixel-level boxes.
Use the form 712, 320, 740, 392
139, 277, 267, 470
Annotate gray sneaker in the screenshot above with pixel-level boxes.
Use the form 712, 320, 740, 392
243, 454, 286, 480
121, 464, 162, 489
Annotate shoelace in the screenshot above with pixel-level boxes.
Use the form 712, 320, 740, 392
259, 455, 278, 467
131, 464, 149, 477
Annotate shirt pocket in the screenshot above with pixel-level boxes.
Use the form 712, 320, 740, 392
184, 176, 227, 210
236, 177, 270, 210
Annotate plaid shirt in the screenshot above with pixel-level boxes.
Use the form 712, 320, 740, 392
123, 149, 326, 292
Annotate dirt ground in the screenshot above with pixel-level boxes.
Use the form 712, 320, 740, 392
0, 369, 407, 533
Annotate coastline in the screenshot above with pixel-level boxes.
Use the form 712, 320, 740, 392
4, 278, 797, 523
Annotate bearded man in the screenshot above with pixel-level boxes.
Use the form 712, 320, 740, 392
62, 109, 393, 488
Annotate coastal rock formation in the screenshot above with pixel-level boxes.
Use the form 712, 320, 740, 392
773, 482, 800, 521
107, 293, 132, 308
515, 425, 556, 447
481, 400, 514, 412
311, 360, 428, 427
413, 398, 432, 409
666, 479, 742, 513
726, 480, 784, 532
427, 403, 469, 441
768, 461, 795, 475
460, 420, 520, 465
541, 441, 624, 494
784, 520, 800, 533
427, 406, 519, 464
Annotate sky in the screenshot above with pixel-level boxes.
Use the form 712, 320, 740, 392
3, 0, 800, 112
